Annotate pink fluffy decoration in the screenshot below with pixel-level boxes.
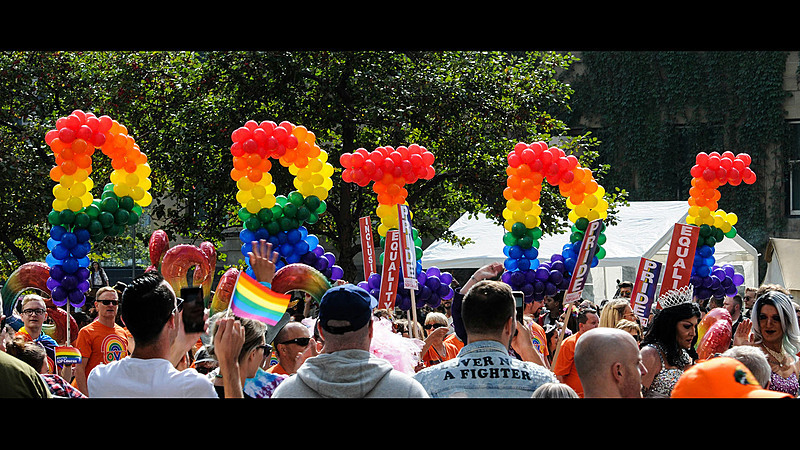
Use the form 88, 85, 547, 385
370, 318, 424, 375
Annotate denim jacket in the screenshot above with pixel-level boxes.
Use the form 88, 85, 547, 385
412, 340, 557, 398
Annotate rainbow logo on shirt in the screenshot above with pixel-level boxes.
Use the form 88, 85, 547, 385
102, 335, 128, 364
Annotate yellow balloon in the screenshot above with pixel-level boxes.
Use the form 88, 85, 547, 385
246, 198, 261, 214
138, 192, 153, 207
67, 196, 83, 212
726, 212, 738, 226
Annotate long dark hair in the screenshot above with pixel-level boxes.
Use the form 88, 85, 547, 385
641, 302, 701, 367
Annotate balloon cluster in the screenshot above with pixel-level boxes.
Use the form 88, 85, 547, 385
502, 254, 571, 301
501, 142, 608, 302
340, 145, 436, 237
359, 266, 455, 311
230, 120, 341, 281
690, 263, 745, 301
342, 145, 446, 310
686, 151, 754, 300
44, 110, 151, 308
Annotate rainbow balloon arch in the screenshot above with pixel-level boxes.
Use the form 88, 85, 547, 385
499, 142, 609, 304
44, 110, 152, 309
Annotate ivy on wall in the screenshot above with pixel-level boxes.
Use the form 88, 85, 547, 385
566, 51, 793, 259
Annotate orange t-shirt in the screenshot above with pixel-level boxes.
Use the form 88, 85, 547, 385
266, 362, 288, 375
444, 333, 464, 353
74, 320, 129, 375
422, 341, 459, 368
552, 331, 583, 397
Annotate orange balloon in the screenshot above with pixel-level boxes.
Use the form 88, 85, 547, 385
61, 160, 77, 175
50, 166, 63, 181
230, 168, 245, 181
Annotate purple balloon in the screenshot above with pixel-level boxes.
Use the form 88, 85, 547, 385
427, 267, 441, 278
534, 280, 545, 294
368, 273, 381, 289
442, 287, 454, 300
46, 277, 59, 291
544, 282, 558, 296
549, 270, 563, 285
501, 271, 513, 284
419, 285, 432, 300
509, 271, 526, 288
426, 275, 441, 291
732, 273, 745, 286
439, 272, 453, 286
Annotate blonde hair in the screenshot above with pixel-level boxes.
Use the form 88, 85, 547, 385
95, 286, 119, 299
599, 298, 630, 328
615, 319, 642, 337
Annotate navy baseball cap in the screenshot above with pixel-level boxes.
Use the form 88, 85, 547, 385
318, 284, 378, 334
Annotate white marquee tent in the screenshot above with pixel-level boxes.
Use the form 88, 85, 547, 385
421, 201, 759, 302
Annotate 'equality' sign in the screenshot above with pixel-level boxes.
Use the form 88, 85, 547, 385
630, 257, 662, 327
564, 219, 603, 304
378, 229, 402, 311
658, 223, 699, 297
359, 216, 377, 281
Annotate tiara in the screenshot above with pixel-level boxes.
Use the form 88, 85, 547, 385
658, 285, 694, 309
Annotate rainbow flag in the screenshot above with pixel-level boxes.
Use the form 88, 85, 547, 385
55, 346, 82, 365
229, 272, 291, 326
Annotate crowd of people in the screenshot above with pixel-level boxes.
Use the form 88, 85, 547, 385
0, 243, 797, 399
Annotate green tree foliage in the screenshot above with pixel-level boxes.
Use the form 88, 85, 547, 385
0, 50, 619, 282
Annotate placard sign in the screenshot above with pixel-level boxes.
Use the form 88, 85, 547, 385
630, 257, 662, 326
397, 204, 418, 290
359, 216, 377, 281
564, 219, 603, 304
658, 223, 699, 297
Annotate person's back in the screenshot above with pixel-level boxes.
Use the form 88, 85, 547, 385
0, 350, 51, 398
412, 340, 557, 398
273, 284, 428, 398
272, 348, 428, 398
414, 279, 558, 398
88, 356, 217, 398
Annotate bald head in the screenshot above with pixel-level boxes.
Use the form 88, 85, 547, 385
575, 327, 645, 398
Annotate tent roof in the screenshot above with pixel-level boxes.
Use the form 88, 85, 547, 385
764, 238, 800, 292
422, 201, 758, 271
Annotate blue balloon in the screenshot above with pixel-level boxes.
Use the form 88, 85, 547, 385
240, 229, 256, 244
306, 234, 319, 249
45, 254, 63, 268
50, 225, 66, 241
52, 244, 70, 260
47, 238, 58, 251
61, 232, 77, 249
62, 257, 79, 274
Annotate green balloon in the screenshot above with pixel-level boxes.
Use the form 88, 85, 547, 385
118, 196, 135, 211
305, 195, 321, 213
102, 197, 119, 213
114, 209, 130, 226
275, 195, 288, 207
306, 212, 319, 224
503, 232, 518, 246
575, 217, 589, 231
415, 246, 423, 259
245, 216, 261, 231
107, 224, 122, 236
86, 204, 101, 219
74, 212, 90, 229
59, 209, 75, 225
99, 211, 115, 228
725, 226, 737, 239
88, 219, 103, 235
127, 211, 140, 225
270, 205, 283, 219
517, 235, 532, 249
266, 221, 281, 236
530, 227, 543, 240
699, 224, 711, 237
595, 246, 606, 259
257, 208, 273, 224
316, 200, 327, 214
238, 207, 251, 222
283, 203, 298, 218
288, 191, 304, 206
570, 231, 584, 243
598, 233, 607, 245
48, 210, 61, 226
511, 222, 527, 238
295, 206, 311, 222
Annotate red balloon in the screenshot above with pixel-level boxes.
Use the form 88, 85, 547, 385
696, 152, 709, 166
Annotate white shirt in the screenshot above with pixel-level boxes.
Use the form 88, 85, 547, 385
88, 356, 217, 398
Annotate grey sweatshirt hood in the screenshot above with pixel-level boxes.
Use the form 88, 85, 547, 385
294, 349, 394, 398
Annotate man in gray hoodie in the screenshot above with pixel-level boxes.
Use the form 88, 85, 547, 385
271, 284, 429, 398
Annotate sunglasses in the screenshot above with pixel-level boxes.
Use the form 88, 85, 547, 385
96, 299, 119, 306
424, 323, 445, 330
279, 337, 311, 347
